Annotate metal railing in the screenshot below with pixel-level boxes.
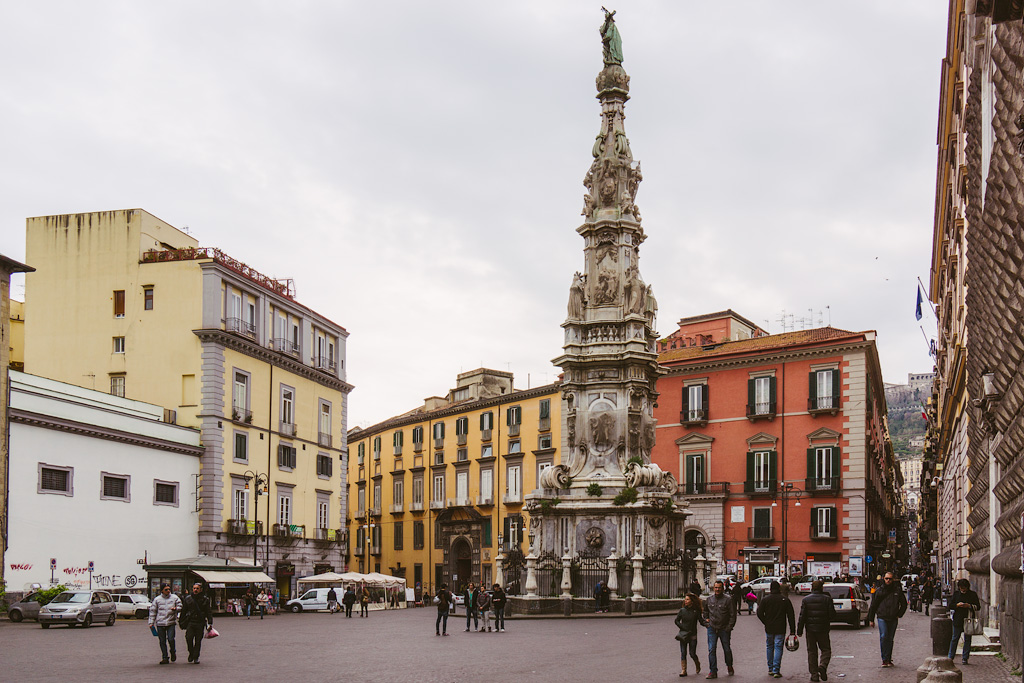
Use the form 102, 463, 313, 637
315, 356, 337, 372
279, 420, 297, 436
746, 402, 777, 418
809, 525, 837, 540
680, 409, 707, 424
682, 481, 730, 496
743, 479, 778, 495
389, 503, 404, 513
232, 406, 253, 423
273, 338, 300, 357
227, 519, 262, 536
225, 317, 257, 339
808, 396, 838, 411
319, 432, 332, 448
805, 476, 841, 493
748, 526, 775, 541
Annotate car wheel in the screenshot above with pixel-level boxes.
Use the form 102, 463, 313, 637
82, 613, 93, 628
40, 623, 50, 629
290, 604, 302, 613
136, 609, 148, 619
106, 613, 116, 626
8, 609, 23, 623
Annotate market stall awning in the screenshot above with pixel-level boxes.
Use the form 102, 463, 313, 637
193, 569, 274, 584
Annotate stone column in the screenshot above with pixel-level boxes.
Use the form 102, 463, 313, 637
561, 548, 573, 598
631, 545, 645, 601
695, 551, 706, 593
495, 549, 505, 589
525, 550, 539, 598
607, 548, 619, 599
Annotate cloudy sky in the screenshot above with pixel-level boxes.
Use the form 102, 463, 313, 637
1, 1, 946, 428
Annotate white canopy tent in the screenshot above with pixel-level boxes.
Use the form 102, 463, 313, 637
295, 571, 408, 609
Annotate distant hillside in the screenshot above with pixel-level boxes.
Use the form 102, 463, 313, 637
885, 383, 928, 457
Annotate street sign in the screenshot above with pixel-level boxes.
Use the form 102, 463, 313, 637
50, 558, 56, 568
88, 561, 94, 572
866, 555, 873, 563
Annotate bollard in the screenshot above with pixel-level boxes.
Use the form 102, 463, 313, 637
563, 597, 572, 618
624, 596, 632, 616
922, 657, 961, 683
931, 615, 953, 657
933, 605, 949, 619
916, 656, 944, 683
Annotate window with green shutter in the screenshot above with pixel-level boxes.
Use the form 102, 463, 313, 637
808, 369, 841, 412
747, 376, 776, 417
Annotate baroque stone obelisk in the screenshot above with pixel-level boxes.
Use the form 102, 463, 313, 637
527, 10, 686, 564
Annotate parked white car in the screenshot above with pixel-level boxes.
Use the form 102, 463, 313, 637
112, 593, 151, 618
825, 583, 870, 627
795, 575, 834, 594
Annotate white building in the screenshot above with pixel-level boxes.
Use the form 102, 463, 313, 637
5, 371, 201, 593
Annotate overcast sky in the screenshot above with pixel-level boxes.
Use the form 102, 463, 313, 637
1, 1, 946, 428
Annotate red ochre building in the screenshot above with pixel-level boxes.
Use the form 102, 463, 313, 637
652, 310, 902, 583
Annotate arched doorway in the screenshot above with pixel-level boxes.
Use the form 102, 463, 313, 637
450, 537, 473, 592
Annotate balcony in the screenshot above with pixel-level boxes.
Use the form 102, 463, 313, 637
682, 481, 730, 497
353, 544, 365, 556
279, 420, 297, 436
503, 494, 522, 504
225, 317, 257, 340
539, 417, 551, 432
389, 503, 404, 514
226, 519, 262, 537
273, 337, 300, 358
393, 444, 403, 456
507, 424, 520, 437
807, 396, 840, 415
809, 525, 837, 540
370, 544, 382, 556
231, 406, 253, 423
315, 527, 343, 542
680, 409, 707, 426
369, 506, 381, 517
315, 355, 337, 373
745, 402, 777, 420
429, 500, 445, 510
805, 477, 841, 494
447, 497, 471, 508
743, 480, 778, 496
319, 432, 332, 448
273, 523, 305, 540
457, 433, 467, 446
480, 429, 492, 442
748, 526, 775, 542
410, 501, 425, 512
413, 440, 423, 453
476, 496, 494, 506
434, 438, 444, 450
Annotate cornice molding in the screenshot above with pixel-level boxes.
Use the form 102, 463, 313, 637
10, 409, 204, 457
660, 339, 872, 376
193, 328, 353, 394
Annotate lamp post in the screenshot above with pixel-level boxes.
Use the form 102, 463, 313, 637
630, 529, 644, 601
243, 471, 269, 568
361, 521, 375, 573
772, 482, 803, 576
495, 533, 505, 588
524, 530, 538, 598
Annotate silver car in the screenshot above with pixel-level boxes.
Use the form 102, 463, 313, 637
38, 590, 116, 628
7, 592, 45, 622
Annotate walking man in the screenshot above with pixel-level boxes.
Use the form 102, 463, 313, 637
797, 580, 836, 682
180, 582, 213, 665
702, 580, 736, 679
758, 581, 796, 678
435, 582, 452, 636
327, 587, 338, 615
464, 582, 479, 631
922, 578, 934, 617
256, 588, 269, 619
360, 586, 370, 617
148, 583, 182, 665
492, 583, 507, 632
867, 572, 908, 668
948, 578, 981, 664
343, 585, 356, 617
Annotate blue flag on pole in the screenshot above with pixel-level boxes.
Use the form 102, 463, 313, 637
915, 286, 923, 321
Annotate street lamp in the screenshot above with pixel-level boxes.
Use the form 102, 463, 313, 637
772, 482, 803, 576
243, 471, 269, 568
361, 522, 376, 573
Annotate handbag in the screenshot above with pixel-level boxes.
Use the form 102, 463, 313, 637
674, 630, 689, 642
963, 608, 984, 636
205, 626, 220, 639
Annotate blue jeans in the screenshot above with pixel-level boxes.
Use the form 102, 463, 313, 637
765, 633, 784, 673
435, 610, 449, 634
877, 618, 897, 662
156, 624, 176, 661
494, 606, 505, 630
949, 622, 972, 661
466, 608, 478, 630
680, 637, 699, 660
707, 627, 733, 674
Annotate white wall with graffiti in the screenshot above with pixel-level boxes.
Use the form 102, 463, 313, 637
5, 372, 202, 593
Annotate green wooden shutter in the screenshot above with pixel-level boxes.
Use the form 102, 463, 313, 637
811, 506, 820, 537
831, 369, 841, 406
540, 399, 550, 419
747, 379, 755, 412
769, 377, 777, 412
807, 448, 816, 486
681, 386, 690, 417
831, 447, 841, 486
703, 384, 710, 419
503, 517, 511, 549
769, 450, 778, 493
745, 451, 755, 492
829, 507, 838, 538
808, 371, 817, 408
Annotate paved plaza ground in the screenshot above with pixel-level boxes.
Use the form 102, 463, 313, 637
0, 598, 1010, 682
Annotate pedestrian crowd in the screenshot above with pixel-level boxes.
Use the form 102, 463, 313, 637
433, 582, 506, 636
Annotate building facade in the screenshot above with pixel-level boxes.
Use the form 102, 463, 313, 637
347, 369, 559, 597
652, 311, 902, 582
6, 371, 201, 594
23, 209, 352, 600
927, 0, 1024, 662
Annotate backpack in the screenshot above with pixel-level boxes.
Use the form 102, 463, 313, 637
178, 595, 192, 629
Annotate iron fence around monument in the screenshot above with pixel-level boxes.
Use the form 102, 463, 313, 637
534, 551, 562, 597
571, 549, 608, 599
503, 547, 525, 596
642, 548, 691, 599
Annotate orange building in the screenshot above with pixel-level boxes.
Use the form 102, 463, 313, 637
652, 311, 902, 583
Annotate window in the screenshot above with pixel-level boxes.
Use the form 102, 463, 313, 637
281, 387, 295, 427
113, 290, 125, 318
433, 422, 445, 442
245, 301, 256, 330
812, 506, 837, 538
481, 444, 493, 459
503, 515, 524, 549
110, 375, 125, 398
683, 384, 708, 423
412, 426, 424, 449
537, 460, 552, 482
277, 444, 297, 470
433, 474, 445, 502
113, 337, 125, 354
538, 434, 553, 450
394, 479, 404, 506
276, 313, 287, 345
480, 469, 493, 501
457, 448, 468, 462
507, 406, 522, 427
373, 483, 381, 511
317, 453, 333, 477
319, 402, 332, 446
291, 322, 300, 352
456, 471, 469, 502
508, 440, 521, 454
233, 487, 248, 520
753, 508, 772, 539
394, 521, 404, 550
279, 492, 292, 526
393, 430, 404, 454
455, 417, 468, 436
317, 496, 330, 530
434, 450, 444, 465
745, 450, 777, 494
357, 442, 366, 465
234, 432, 248, 462
154, 480, 179, 507
809, 369, 840, 411
373, 436, 381, 460
233, 371, 249, 417
480, 412, 494, 434
507, 465, 522, 502
357, 486, 365, 514
539, 399, 550, 420
685, 453, 705, 494
747, 376, 776, 416
413, 521, 425, 550
413, 476, 424, 506
807, 447, 840, 490
38, 464, 73, 496
144, 287, 154, 310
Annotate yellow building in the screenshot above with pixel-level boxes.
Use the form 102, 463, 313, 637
23, 209, 351, 599
347, 369, 560, 597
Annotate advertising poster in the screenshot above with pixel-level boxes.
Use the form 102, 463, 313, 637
849, 556, 863, 577
726, 560, 738, 575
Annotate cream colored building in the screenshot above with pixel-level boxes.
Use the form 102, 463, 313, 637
23, 209, 351, 599
347, 369, 559, 597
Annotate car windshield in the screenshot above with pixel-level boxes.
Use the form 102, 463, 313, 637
52, 592, 90, 604
825, 586, 854, 599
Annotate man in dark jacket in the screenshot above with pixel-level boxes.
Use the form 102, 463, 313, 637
797, 581, 836, 682
703, 580, 737, 679
180, 582, 213, 664
327, 587, 338, 615
491, 583, 507, 632
947, 579, 982, 664
866, 572, 908, 667
342, 586, 356, 617
758, 581, 796, 678
464, 582, 479, 631
922, 578, 935, 616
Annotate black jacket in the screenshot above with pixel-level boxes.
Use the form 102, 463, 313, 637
867, 583, 907, 622
674, 604, 703, 642
491, 588, 507, 610
797, 589, 836, 635
342, 589, 356, 606
758, 592, 796, 635
180, 592, 213, 630
947, 589, 981, 626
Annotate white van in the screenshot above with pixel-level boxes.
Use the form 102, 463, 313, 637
286, 587, 334, 613
900, 574, 920, 591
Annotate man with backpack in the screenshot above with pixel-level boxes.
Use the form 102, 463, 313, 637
179, 582, 213, 665
797, 580, 836, 682
867, 572, 908, 668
